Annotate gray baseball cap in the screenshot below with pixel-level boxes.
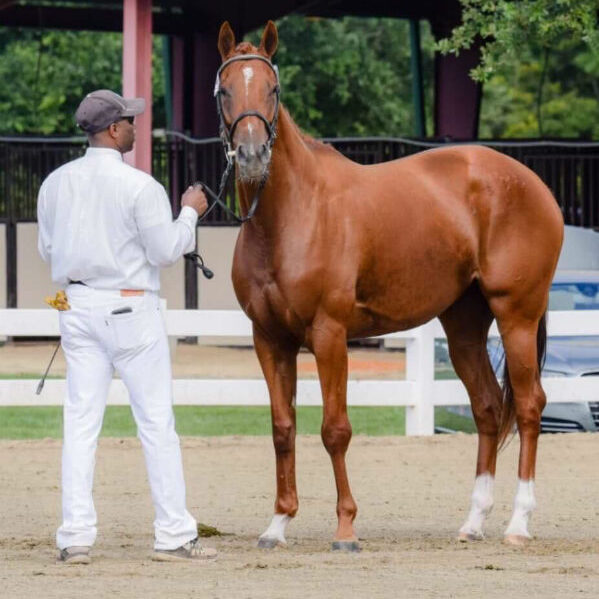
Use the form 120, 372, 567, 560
75, 89, 145, 134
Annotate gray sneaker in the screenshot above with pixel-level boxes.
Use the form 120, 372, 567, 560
57, 546, 91, 565
152, 537, 217, 562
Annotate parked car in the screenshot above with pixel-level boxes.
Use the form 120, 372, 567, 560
444, 271, 599, 433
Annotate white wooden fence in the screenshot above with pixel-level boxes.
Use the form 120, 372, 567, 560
0, 308, 598, 435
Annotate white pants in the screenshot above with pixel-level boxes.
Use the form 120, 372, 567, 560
56, 284, 197, 550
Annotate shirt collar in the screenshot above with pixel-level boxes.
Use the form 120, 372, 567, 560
85, 147, 123, 161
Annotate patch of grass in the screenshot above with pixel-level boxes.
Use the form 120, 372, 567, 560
0, 363, 479, 437
435, 368, 458, 380
0, 406, 409, 439
435, 407, 477, 434
0, 404, 478, 439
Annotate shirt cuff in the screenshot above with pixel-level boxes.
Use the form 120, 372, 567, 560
178, 205, 199, 227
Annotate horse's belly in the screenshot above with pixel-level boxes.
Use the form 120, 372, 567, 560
349, 257, 474, 338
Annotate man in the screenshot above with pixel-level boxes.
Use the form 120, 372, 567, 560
37, 89, 216, 564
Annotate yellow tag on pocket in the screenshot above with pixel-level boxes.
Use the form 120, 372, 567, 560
45, 290, 70, 311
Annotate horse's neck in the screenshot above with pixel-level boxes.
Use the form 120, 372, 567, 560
237, 107, 315, 229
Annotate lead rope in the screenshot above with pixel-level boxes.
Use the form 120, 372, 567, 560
184, 145, 268, 278
186, 54, 280, 280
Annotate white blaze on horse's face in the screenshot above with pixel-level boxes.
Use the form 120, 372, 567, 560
242, 66, 254, 99
220, 59, 277, 182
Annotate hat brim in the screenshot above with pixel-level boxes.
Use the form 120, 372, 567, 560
121, 97, 146, 117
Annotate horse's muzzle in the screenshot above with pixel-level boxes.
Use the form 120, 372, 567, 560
236, 142, 271, 180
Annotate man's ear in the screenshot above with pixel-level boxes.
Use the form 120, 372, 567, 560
106, 123, 119, 140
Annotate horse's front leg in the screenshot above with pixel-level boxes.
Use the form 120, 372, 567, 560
311, 317, 359, 552
253, 325, 300, 549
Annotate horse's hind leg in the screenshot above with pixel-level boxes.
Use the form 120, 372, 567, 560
253, 325, 300, 548
439, 283, 501, 541
311, 316, 359, 552
491, 306, 546, 545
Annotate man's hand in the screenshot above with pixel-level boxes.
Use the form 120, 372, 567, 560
181, 184, 208, 216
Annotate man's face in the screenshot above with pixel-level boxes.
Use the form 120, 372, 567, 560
111, 116, 136, 153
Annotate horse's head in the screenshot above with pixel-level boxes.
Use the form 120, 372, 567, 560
216, 21, 280, 182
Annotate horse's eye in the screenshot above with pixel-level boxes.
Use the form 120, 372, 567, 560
219, 88, 228, 97
271, 85, 280, 96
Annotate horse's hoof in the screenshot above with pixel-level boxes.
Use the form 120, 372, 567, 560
257, 537, 282, 549
503, 534, 530, 547
331, 540, 361, 552
457, 531, 483, 542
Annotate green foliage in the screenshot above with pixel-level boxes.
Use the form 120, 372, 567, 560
250, 16, 436, 137
437, 0, 599, 82
0, 10, 598, 139
479, 37, 599, 138
438, 0, 599, 137
0, 28, 165, 135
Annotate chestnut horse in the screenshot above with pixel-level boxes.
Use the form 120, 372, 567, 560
216, 21, 563, 551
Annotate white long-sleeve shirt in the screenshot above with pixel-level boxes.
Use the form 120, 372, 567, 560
37, 147, 198, 290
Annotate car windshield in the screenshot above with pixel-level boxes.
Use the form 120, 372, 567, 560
549, 282, 599, 310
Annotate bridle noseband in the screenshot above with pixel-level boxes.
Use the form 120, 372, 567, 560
214, 53, 281, 162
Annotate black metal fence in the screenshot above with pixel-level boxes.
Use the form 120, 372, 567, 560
0, 138, 85, 222
3, 135, 598, 228
2, 134, 598, 308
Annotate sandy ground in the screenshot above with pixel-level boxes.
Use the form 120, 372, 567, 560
0, 341, 405, 380
1, 433, 598, 598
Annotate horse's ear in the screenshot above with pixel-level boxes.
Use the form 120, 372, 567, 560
218, 21, 236, 60
259, 20, 278, 58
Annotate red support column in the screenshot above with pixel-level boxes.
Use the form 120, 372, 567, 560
123, 0, 153, 173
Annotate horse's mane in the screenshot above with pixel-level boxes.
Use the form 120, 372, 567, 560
282, 106, 342, 158
232, 42, 266, 56
300, 131, 340, 156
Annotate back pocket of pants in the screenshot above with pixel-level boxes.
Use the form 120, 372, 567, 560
110, 310, 152, 351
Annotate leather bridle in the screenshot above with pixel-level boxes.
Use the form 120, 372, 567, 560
185, 54, 281, 278
214, 53, 281, 163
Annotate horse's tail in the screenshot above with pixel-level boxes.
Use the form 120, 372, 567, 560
497, 312, 547, 449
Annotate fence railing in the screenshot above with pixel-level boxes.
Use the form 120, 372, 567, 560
2, 135, 599, 227
0, 307, 597, 436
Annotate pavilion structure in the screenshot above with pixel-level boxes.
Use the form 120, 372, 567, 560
0, 0, 481, 172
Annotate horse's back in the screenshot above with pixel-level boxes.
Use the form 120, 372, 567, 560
357, 144, 563, 270
335, 144, 563, 335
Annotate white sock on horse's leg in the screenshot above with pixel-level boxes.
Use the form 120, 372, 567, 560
505, 478, 536, 540
258, 513, 292, 547
458, 473, 494, 540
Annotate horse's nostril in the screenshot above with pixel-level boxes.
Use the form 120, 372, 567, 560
258, 144, 270, 161
237, 145, 248, 162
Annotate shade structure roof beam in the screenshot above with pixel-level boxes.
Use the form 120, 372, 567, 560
0, 3, 193, 34
1, 0, 462, 35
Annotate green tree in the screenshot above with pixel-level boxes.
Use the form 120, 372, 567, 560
0, 28, 165, 135
1, 10, 598, 140
250, 16, 436, 137
438, 1, 599, 138
437, 0, 599, 82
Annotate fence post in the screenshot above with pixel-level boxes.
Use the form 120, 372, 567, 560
405, 321, 436, 435
6, 220, 16, 308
